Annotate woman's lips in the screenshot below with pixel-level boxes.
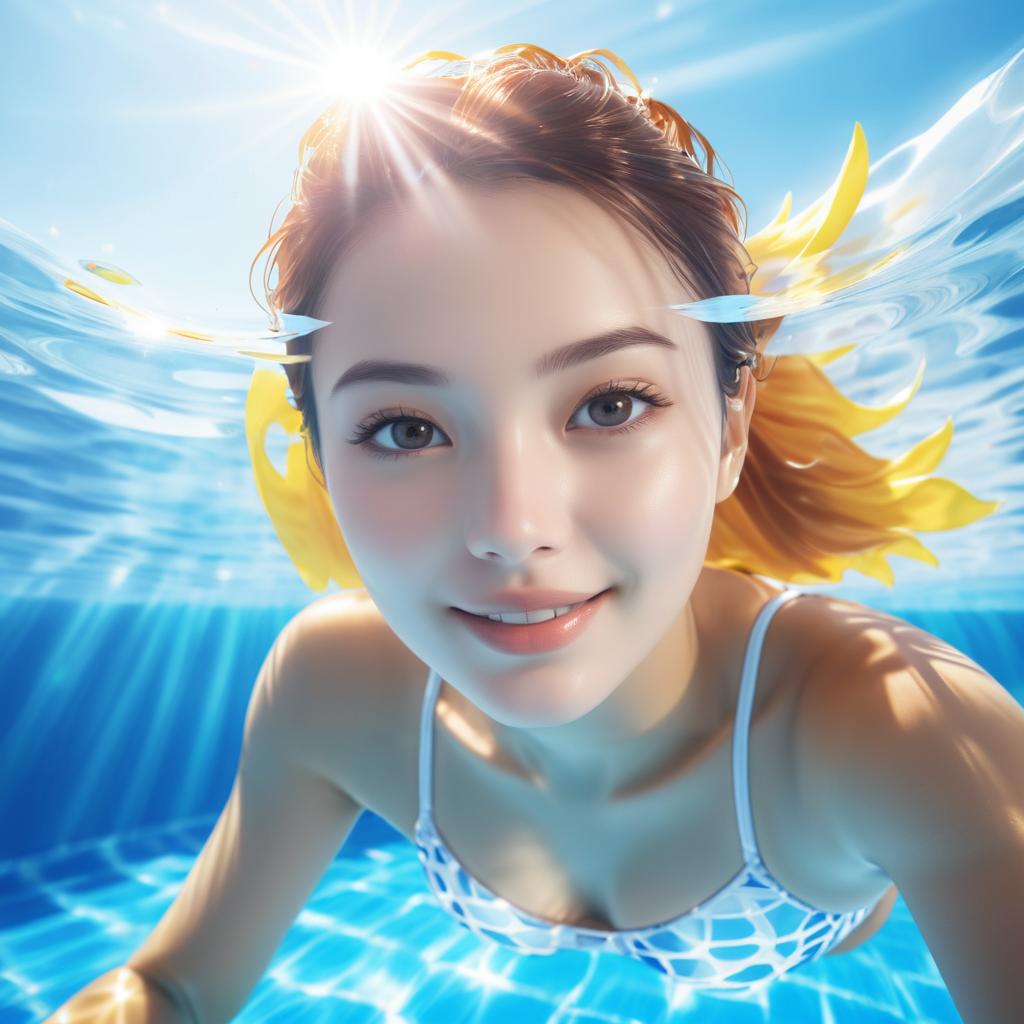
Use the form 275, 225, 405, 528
449, 587, 613, 656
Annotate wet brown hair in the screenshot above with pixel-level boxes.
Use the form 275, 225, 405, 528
259, 46, 765, 471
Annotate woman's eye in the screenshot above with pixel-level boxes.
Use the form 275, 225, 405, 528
348, 381, 672, 461
347, 405, 448, 460
364, 416, 447, 459
569, 385, 664, 431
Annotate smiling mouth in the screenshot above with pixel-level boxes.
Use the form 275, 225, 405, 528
454, 587, 614, 620
448, 586, 615, 654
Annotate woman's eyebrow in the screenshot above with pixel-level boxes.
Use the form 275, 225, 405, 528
330, 324, 677, 396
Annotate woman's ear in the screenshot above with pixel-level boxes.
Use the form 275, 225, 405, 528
715, 364, 757, 504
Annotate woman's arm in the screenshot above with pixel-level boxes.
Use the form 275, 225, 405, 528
798, 616, 1024, 1024
46, 606, 366, 1023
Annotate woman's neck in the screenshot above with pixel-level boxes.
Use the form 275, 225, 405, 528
480, 569, 747, 805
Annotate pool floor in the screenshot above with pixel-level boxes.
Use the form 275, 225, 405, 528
1, 817, 960, 1023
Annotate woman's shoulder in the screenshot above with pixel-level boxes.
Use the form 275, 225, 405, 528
786, 589, 978, 725
785, 589, 1020, 869
280, 588, 432, 718
778, 588, 943, 750
265, 591, 429, 803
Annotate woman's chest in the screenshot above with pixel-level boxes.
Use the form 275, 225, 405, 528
336, 652, 886, 932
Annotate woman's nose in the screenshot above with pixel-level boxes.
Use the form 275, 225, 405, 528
460, 432, 572, 564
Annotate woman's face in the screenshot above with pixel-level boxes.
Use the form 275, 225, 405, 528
311, 179, 742, 728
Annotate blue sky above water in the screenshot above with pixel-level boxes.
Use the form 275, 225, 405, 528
2, 0, 1023, 321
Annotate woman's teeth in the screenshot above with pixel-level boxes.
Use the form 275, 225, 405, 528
483, 603, 582, 625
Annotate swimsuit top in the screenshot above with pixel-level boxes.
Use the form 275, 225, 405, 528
413, 587, 888, 990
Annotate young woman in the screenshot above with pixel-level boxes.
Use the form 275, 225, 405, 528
53, 43, 1022, 1024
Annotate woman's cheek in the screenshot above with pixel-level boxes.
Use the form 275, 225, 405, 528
602, 434, 718, 565
328, 458, 452, 572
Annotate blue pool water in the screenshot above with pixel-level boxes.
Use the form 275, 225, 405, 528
3, 601, 1021, 1022
3, 30, 1024, 1024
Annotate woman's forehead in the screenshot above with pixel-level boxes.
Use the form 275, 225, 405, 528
315, 180, 705, 369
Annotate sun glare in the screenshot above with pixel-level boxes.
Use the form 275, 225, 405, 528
318, 44, 400, 106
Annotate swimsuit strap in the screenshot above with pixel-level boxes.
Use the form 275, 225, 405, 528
732, 587, 802, 867
419, 666, 444, 818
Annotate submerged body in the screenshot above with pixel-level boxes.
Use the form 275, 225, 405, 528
290, 565, 897, 966
54, 558, 1021, 1024
414, 591, 889, 986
